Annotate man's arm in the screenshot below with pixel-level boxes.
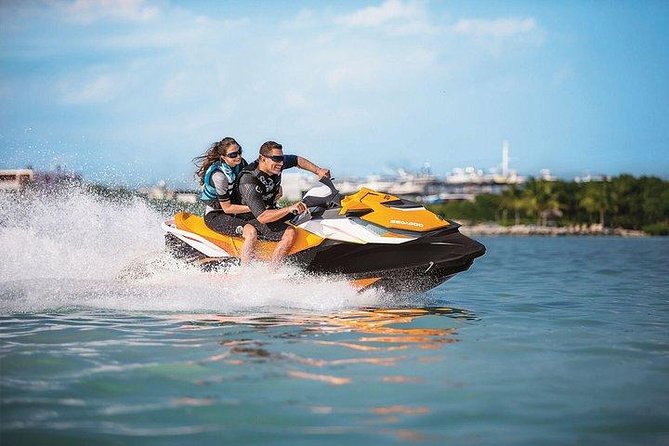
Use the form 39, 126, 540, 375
255, 202, 306, 225
296, 156, 330, 179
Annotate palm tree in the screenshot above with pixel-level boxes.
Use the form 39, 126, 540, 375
580, 181, 611, 226
523, 178, 562, 226
500, 184, 524, 225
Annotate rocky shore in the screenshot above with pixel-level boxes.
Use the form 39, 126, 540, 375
460, 223, 646, 237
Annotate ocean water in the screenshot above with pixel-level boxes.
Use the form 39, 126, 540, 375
1, 189, 668, 445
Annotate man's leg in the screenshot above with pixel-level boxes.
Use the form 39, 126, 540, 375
240, 224, 257, 265
270, 226, 296, 267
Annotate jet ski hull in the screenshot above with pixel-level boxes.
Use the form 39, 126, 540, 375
287, 227, 484, 292
164, 224, 484, 293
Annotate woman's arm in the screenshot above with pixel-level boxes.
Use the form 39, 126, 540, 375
220, 200, 251, 215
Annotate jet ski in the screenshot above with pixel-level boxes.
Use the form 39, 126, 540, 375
162, 178, 485, 293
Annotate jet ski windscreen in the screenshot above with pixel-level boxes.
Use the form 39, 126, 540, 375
302, 178, 341, 208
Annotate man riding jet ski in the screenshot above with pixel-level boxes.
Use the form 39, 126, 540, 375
162, 178, 485, 293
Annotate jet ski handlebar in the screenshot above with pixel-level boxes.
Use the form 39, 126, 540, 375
289, 177, 341, 226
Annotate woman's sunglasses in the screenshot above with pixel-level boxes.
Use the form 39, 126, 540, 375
225, 150, 242, 158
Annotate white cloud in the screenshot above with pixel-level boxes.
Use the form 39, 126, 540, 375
280, 9, 319, 31
336, 0, 419, 27
451, 17, 538, 39
96, 17, 249, 50
335, 0, 438, 35
60, 0, 159, 24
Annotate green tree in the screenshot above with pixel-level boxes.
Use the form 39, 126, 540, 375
522, 178, 562, 226
500, 184, 524, 225
579, 180, 611, 226
641, 176, 669, 225
610, 174, 643, 228
554, 180, 582, 224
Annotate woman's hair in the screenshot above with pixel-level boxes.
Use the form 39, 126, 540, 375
193, 137, 241, 184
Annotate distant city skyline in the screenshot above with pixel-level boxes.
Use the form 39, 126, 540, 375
1, 0, 668, 187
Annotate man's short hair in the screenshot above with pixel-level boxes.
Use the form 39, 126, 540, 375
259, 141, 282, 156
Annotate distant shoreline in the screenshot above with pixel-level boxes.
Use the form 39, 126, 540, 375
460, 223, 647, 237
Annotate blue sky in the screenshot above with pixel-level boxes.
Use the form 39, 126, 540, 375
1, 0, 668, 187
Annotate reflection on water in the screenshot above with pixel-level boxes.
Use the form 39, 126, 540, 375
181, 306, 476, 330
172, 307, 476, 441
174, 307, 475, 386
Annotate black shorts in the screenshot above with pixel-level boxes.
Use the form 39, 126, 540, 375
205, 211, 290, 242
247, 219, 290, 242
204, 211, 249, 236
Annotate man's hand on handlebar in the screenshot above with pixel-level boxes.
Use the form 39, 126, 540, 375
316, 167, 331, 179
289, 201, 307, 215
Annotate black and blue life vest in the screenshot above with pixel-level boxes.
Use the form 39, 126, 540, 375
199, 160, 246, 203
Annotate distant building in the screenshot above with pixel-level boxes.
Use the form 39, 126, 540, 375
574, 173, 608, 183
446, 141, 524, 186
0, 169, 34, 191
139, 181, 198, 203
174, 191, 198, 204
1, 167, 83, 191
140, 181, 171, 200
539, 169, 557, 182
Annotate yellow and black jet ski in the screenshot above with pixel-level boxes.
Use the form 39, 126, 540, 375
162, 178, 485, 292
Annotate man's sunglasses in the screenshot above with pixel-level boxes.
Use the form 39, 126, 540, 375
225, 150, 242, 158
263, 155, 284, 163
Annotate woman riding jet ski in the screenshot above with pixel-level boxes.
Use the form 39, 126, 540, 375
163, 177, 485, 293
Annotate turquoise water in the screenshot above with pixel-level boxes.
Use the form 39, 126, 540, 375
2, 236, 668, 445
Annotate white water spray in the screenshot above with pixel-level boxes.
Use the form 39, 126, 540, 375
0, 187, 379, 314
